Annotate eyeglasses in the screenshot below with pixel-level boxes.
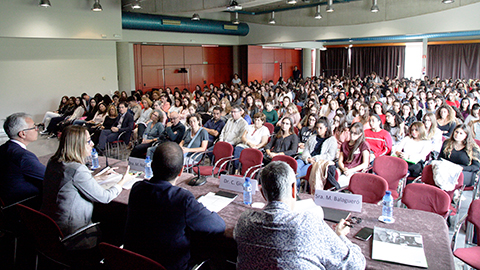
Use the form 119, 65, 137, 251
22, 125, 39, 132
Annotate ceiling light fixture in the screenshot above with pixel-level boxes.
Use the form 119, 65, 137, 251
92, 0, 103, 11
326, 0, 334, 12
371, 0, 379, 13
132, 0, 142, 9
442, 0, 454, 3
227, 0, 242, 11
232, 12, 240, 24
314, 5, 322, 19
287, 0, 297, 4
191, 13, 200, 21
39, 0, 51, 7
269, 11, 276, 24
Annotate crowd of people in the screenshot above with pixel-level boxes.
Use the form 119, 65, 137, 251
2, 71, 480, 269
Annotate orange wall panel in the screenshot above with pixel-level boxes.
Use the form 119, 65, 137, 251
203, 47, 221, 65
274, 50, 286, 63
142, 66, 163, 90
248, 46, 263, 64
214, 64, 232, 86
164, 46, 184, 65
184, 46, 203, 65
262, 49, 274, 64
248, 64, 263, 82
141, 45, 164, 66
190, 64, 207, 90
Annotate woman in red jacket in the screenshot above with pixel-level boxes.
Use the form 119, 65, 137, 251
364, 114, 393, 162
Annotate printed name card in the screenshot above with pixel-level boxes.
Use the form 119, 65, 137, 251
128, 157, 146, 172
219, 175, 258, 195
314, 190, 362, 213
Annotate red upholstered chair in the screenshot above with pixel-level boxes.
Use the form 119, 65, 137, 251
293, 126, 299, 136
348, 173, 388, 204
264, 122, 275, 135
296, 105, 302, 114
99, 242, 166, 270
401, 183, 451, 219
231, 148, 263, 178
15, 204, 71, 269
420, 164, 464, 217
372, 156, 408, 200
192, 142, 233, 177
271, 155, 297, 173
451, 199, 480, 269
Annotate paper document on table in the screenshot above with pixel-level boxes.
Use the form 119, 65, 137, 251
122, 177, 143, 190
97, 174, 122, 189
372, 227, 428, 268
197, 192, 237, 213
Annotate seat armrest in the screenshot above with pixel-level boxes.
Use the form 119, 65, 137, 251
61, 222, 100, 243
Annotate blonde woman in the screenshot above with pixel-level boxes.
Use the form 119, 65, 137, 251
422, 113, 443, 154
41, 125, 132, 250
392, 122, 432, 178
277, 103, 301, 127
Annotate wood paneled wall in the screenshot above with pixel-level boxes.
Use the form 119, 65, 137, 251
134, 45, 233, 92
247, 46, 302, 83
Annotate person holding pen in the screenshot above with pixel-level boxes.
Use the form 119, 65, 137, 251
41, 125, 133, 252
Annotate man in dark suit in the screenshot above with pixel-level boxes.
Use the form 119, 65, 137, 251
0, 113, 45, 209
97, 101, 134, 151
124, 142, 225, 270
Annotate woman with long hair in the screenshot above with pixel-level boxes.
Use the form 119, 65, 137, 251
352, 103, 371, 130
372, 101, 386, 124
333, 112, 350, 152
41, 125, 131, 251
91, 104, 118, 146
400, 103, 416, 129
393, 122, 432, 178
423, 112, 443, 155
40, 95, 70, 129
298, 113, 317, 150
130, 110, 164, 157
459, 97, 471, 120
384, 110, 405, 146
264, 117, 299, 165
439, 124, 480, 186
136, 97, 154, 139
296, 117, 337, 179
365, 114, 393, 161
262, 100, 278, 126
220, 97, 232, 122
436, 104, 457, 138
337, 122, 371, 187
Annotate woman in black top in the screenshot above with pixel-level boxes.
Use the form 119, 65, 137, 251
298, 114, 317, 151
439, 124, 480, 186
436, 104, 457, 138
264, 117, 299, 164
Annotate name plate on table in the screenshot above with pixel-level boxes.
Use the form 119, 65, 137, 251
128, 157, 145, 172
314, 190, 362, 213
219, 175, 258, 195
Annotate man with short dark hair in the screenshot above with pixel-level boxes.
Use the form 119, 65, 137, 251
97, 101, 134, 152
0, 113, 45, 208
234, 161, 365, 269
203, 106, 225, 148
124, 142, 225, 269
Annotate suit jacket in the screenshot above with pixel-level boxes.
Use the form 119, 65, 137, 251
41, 160, 121, 248
124, 179, 225, 270
113, 112, 135, 141
0, 140, 45, 206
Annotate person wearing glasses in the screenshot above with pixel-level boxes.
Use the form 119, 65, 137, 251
0, 113, 45, 209
218, 105, 248, 147
41, 125, 132, 253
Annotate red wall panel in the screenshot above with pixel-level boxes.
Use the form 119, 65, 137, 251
248, 46, 263, 64
248, 64, 263, 82
184, 46, 203, 65
141, 45, 164, 66
274, 49, 286, 63
164, 46, 184, 65
134, 45, 233, 91
262, 49, 274, 63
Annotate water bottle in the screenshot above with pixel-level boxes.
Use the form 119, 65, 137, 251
91, 148, 100, 169
144, 156, 153, 179
381, 190, 394, 223
243, 177, 252, 206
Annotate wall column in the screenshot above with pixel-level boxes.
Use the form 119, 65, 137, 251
315, 49, 321, 77
302, 48, 312, 78
116, 42, 135, 93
